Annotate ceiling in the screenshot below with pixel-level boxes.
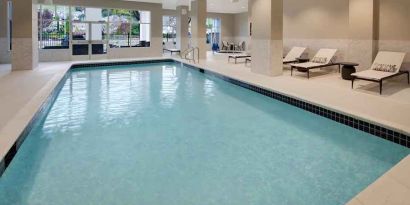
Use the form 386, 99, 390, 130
123, 0, 248, 13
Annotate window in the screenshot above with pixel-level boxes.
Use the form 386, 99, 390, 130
38, 5, 70, 49
108, 9, 151, 48
163, 16, 177, 46
7, 1, 12, 51
206, 18, 221, 45
71, 7, 107, 22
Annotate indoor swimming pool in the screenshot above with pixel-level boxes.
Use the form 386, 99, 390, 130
0, 62, 408, 205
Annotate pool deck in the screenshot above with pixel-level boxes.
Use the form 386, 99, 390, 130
0, 52, 409, 204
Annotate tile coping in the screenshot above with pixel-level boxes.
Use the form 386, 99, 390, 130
0, 58, 409, 178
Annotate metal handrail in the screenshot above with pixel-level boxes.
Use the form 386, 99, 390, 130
180, 47, 200, 64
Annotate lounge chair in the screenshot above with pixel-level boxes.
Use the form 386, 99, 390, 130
290, 49, 338, 78
351, 51, 409, 94
284, 47, 307, 64
163, 48, 181, 55
235, 41, 246, 51
221, 41, 229, 51
243, 47, 307, 66
245, 57, 251, 66
228, 53, 251, 64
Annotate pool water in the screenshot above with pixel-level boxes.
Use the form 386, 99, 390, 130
0, 62, 408, 205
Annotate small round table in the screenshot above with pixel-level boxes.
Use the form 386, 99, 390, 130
339, 62, 359, 80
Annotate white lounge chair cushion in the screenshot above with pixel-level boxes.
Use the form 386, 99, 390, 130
165, 48, 180, 52
229, 53, 251, 58
351, 70, 399, 80
283, 47, 306, 63
313, 49, 338, 64
290, 62, 324, 68
370, 51, 406, 73
290, 48, 337, 68
352, 51, 406, 80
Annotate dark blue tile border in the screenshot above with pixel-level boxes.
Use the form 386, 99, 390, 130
1, 58, 409, 177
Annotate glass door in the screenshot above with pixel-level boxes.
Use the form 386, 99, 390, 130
90, 22, 108, 59
72, 22, 89, 60
72, 21, 108, 60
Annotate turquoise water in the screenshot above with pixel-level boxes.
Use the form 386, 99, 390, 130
0, 62, 408, 205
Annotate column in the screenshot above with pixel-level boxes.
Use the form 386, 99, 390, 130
12, 0, 39, 70
176, 5, 189, 51
249, 0, 283, 76
190, 0, 207, 59
347, 0, 378, 70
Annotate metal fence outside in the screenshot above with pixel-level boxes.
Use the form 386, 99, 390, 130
38, 33, 69, 49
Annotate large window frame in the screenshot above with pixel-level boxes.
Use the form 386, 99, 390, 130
162, 16, 177, 45
206, 18, 221, 45
108, 9, 151, 48
37, 4, 152, 50
38, 4, 71, 49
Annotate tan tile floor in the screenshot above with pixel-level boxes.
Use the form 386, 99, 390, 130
0, 53, 409, 204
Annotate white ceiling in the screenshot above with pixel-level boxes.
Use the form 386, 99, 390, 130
124, 0, 248, 13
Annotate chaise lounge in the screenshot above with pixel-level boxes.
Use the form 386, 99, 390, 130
283, 47, 307, 64
244, 47, 307, 66
290, 48, 338, 79
228, 52, 251, 64
163, 48, 181, 55
351, 51, 409, 95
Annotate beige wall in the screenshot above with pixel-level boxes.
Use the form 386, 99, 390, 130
378, 0, 410, 64
231, 0, 410, 64
0, 0, 10, 63
233, 12, 250, 50
0, 0, 7, 38
284, 0, 349, 39
379, 0, 410, 41
283, 0, 350, 61
208, 12, 234, 41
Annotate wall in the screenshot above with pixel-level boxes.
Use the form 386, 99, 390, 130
233, 12, 250, 51
0, 0, 11, 63
207, 12, 235, 51
378, 0, 410, 65
283, 0, 350, 61
233, 0, 410, 67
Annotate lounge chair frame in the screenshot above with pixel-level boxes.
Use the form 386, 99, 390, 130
228, 55, 251, 64
291, 63, 340, 79
351, 71, 410, 95
163, 48, 181, 55
244, 59, 303, 66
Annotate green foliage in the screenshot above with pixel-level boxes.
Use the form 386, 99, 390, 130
131, 24, 140, 35
102, 9, 110, 18
111, 9, 140, 22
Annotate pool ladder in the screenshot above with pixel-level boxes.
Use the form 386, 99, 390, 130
180, 47, 200, 64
